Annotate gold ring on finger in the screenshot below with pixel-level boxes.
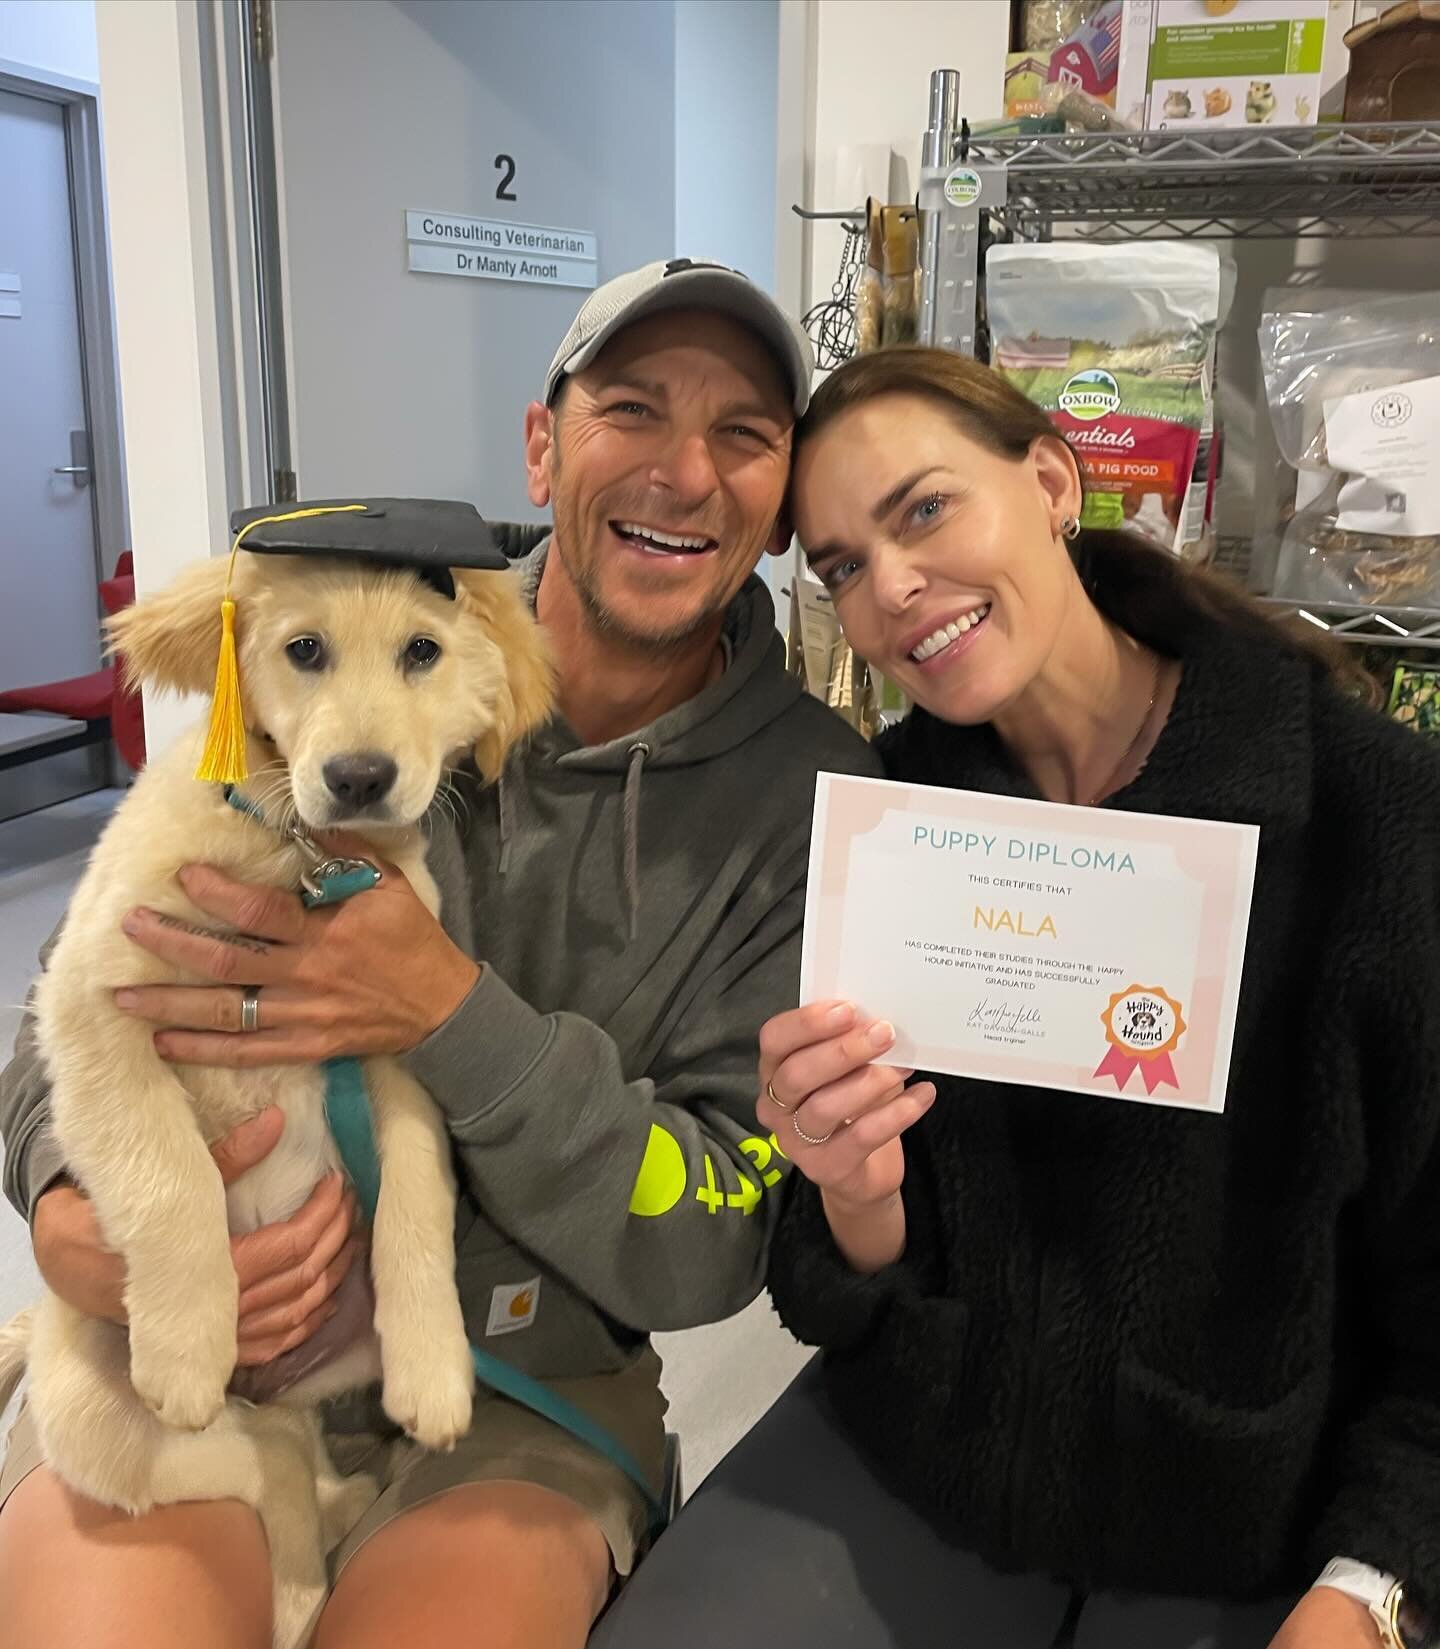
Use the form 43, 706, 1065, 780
792, 1114, 834, 1147
766, 1079, 795, 1114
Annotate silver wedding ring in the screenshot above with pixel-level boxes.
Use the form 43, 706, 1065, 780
792, 1115, 834, 1147
240, 986, 262, 1034
765, 1079, 794, 1114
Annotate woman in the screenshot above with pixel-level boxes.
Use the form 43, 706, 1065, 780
593, 351, 1440, 1649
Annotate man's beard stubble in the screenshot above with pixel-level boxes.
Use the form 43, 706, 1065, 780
550, 458, 734, 657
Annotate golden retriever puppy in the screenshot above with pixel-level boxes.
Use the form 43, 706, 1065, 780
0, 546, 552, 1647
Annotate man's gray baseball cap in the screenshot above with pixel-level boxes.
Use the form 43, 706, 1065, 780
544, 258, 814, 416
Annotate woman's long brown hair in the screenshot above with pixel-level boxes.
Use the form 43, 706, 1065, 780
796, 347, 1372, 697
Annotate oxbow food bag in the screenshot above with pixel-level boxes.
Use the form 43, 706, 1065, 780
987, 243, 1222, 557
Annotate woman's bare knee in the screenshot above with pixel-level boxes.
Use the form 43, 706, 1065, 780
315, 1480, 613, 1649
0, 1465, 272, 1649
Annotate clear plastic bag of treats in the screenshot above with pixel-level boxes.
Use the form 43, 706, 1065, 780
1259, 291, 1440, 610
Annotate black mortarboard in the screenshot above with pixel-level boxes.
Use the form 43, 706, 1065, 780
197, 497, 510, 786
227, 497, 508, 601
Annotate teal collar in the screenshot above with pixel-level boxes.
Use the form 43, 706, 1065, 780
222, 785, 382, 908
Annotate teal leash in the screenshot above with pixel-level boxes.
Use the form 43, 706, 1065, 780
221, 788, 666, 1534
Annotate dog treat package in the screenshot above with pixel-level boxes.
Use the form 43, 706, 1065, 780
1259, 290, 1440, 610
854, 199, 920, 355
786, 563, 903, 738
987, 242, 1223, 558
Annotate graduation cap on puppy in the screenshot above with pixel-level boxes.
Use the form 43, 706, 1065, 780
196, 498, 509, 786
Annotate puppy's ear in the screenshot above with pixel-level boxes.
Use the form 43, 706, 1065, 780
106, 557, 231, 696
455, 568, 556, 783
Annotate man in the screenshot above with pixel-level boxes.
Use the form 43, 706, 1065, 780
0, 260, 878, 1649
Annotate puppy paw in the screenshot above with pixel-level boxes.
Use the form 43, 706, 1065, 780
133, 1364, 229, 1431
381, 1334, 474, 1451
129, 1322, 235, 1432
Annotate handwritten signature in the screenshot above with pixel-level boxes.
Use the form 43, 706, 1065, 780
967, 998, 1044, 1036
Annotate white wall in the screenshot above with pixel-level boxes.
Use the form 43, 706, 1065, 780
0, 0, 97, 85
674, 0, 780, 290
272, 0, 679, 523
95, 0, 229, 754
800, 0, 1009, 314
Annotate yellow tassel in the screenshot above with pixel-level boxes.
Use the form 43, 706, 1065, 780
193, 503, 367, 788
194, 596, 248, 784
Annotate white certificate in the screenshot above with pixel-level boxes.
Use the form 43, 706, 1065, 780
801, 773, 1260, 1113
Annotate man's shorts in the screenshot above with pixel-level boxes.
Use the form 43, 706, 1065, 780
0, 1346, 667, 1582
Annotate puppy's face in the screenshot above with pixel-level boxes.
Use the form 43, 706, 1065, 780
110, 554, 554, 829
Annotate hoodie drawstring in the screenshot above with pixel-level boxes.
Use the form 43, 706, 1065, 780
496, 769, 515, 874
623, 742, 649, 942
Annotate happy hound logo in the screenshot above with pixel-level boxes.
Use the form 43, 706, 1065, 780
1095, 984, 1186, 1096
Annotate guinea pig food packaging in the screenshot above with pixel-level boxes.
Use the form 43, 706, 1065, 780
987, 243, 1223, 558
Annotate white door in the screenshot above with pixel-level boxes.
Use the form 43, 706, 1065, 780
0, 86, 102, 694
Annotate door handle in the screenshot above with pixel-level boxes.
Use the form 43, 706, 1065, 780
54, 429, 92, 489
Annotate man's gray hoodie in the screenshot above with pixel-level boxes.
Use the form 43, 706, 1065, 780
0, 541, 878, 1381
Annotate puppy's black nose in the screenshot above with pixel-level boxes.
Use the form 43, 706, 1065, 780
323, 753, 398, 809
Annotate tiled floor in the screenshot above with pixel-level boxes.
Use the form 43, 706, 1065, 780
0, 789, 803, 1484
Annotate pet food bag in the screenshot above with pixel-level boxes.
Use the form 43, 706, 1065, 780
1259, 291, 1440, 609
987, 243, 1222, 557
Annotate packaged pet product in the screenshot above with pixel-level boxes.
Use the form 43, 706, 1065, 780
1116, 0, 1329, 129
1259, 291, 1440, 609
785, 567, 886, 738
855, 200, 920, 354
1006, 0, 1124, 117
1389, 662, 1440, 738
987, 243, 1222, 558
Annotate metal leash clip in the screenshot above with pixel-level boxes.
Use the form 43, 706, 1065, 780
285, 823, 383, 906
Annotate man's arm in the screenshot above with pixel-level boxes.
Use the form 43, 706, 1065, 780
1, 935, 66, 1225
1, 936, 361, 1365
404, 851, 811, 1335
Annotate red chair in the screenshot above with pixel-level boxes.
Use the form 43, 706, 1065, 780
0, 552, 147, 774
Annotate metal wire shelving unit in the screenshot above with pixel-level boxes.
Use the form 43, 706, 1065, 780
970, 120, 1440, 242
910, 74, 1440, 649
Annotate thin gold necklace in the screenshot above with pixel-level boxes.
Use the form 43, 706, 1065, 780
1085, 654, 1162, 808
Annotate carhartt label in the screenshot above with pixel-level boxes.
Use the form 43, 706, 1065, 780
487, 1277, 541, 1336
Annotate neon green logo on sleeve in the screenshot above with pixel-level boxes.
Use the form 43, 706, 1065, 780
628, 1123, 688, 1217
628, 1127, 790, 1219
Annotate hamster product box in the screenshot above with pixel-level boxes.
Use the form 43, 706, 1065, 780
1116, 0, 1329, 129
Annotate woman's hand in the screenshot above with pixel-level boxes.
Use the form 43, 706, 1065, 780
757, 1001, 935, 1273
32, 1107, 360, 1367
1268, 1586, 1382, 1648
112, 837, 479, 1067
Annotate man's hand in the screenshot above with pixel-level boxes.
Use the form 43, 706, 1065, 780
32, 1107, 361, 1366
1269, 1587, 1383, 1649
112, 835, 480, 1068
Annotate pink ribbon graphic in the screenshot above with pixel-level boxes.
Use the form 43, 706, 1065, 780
1093, 1046, 1179, 1096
